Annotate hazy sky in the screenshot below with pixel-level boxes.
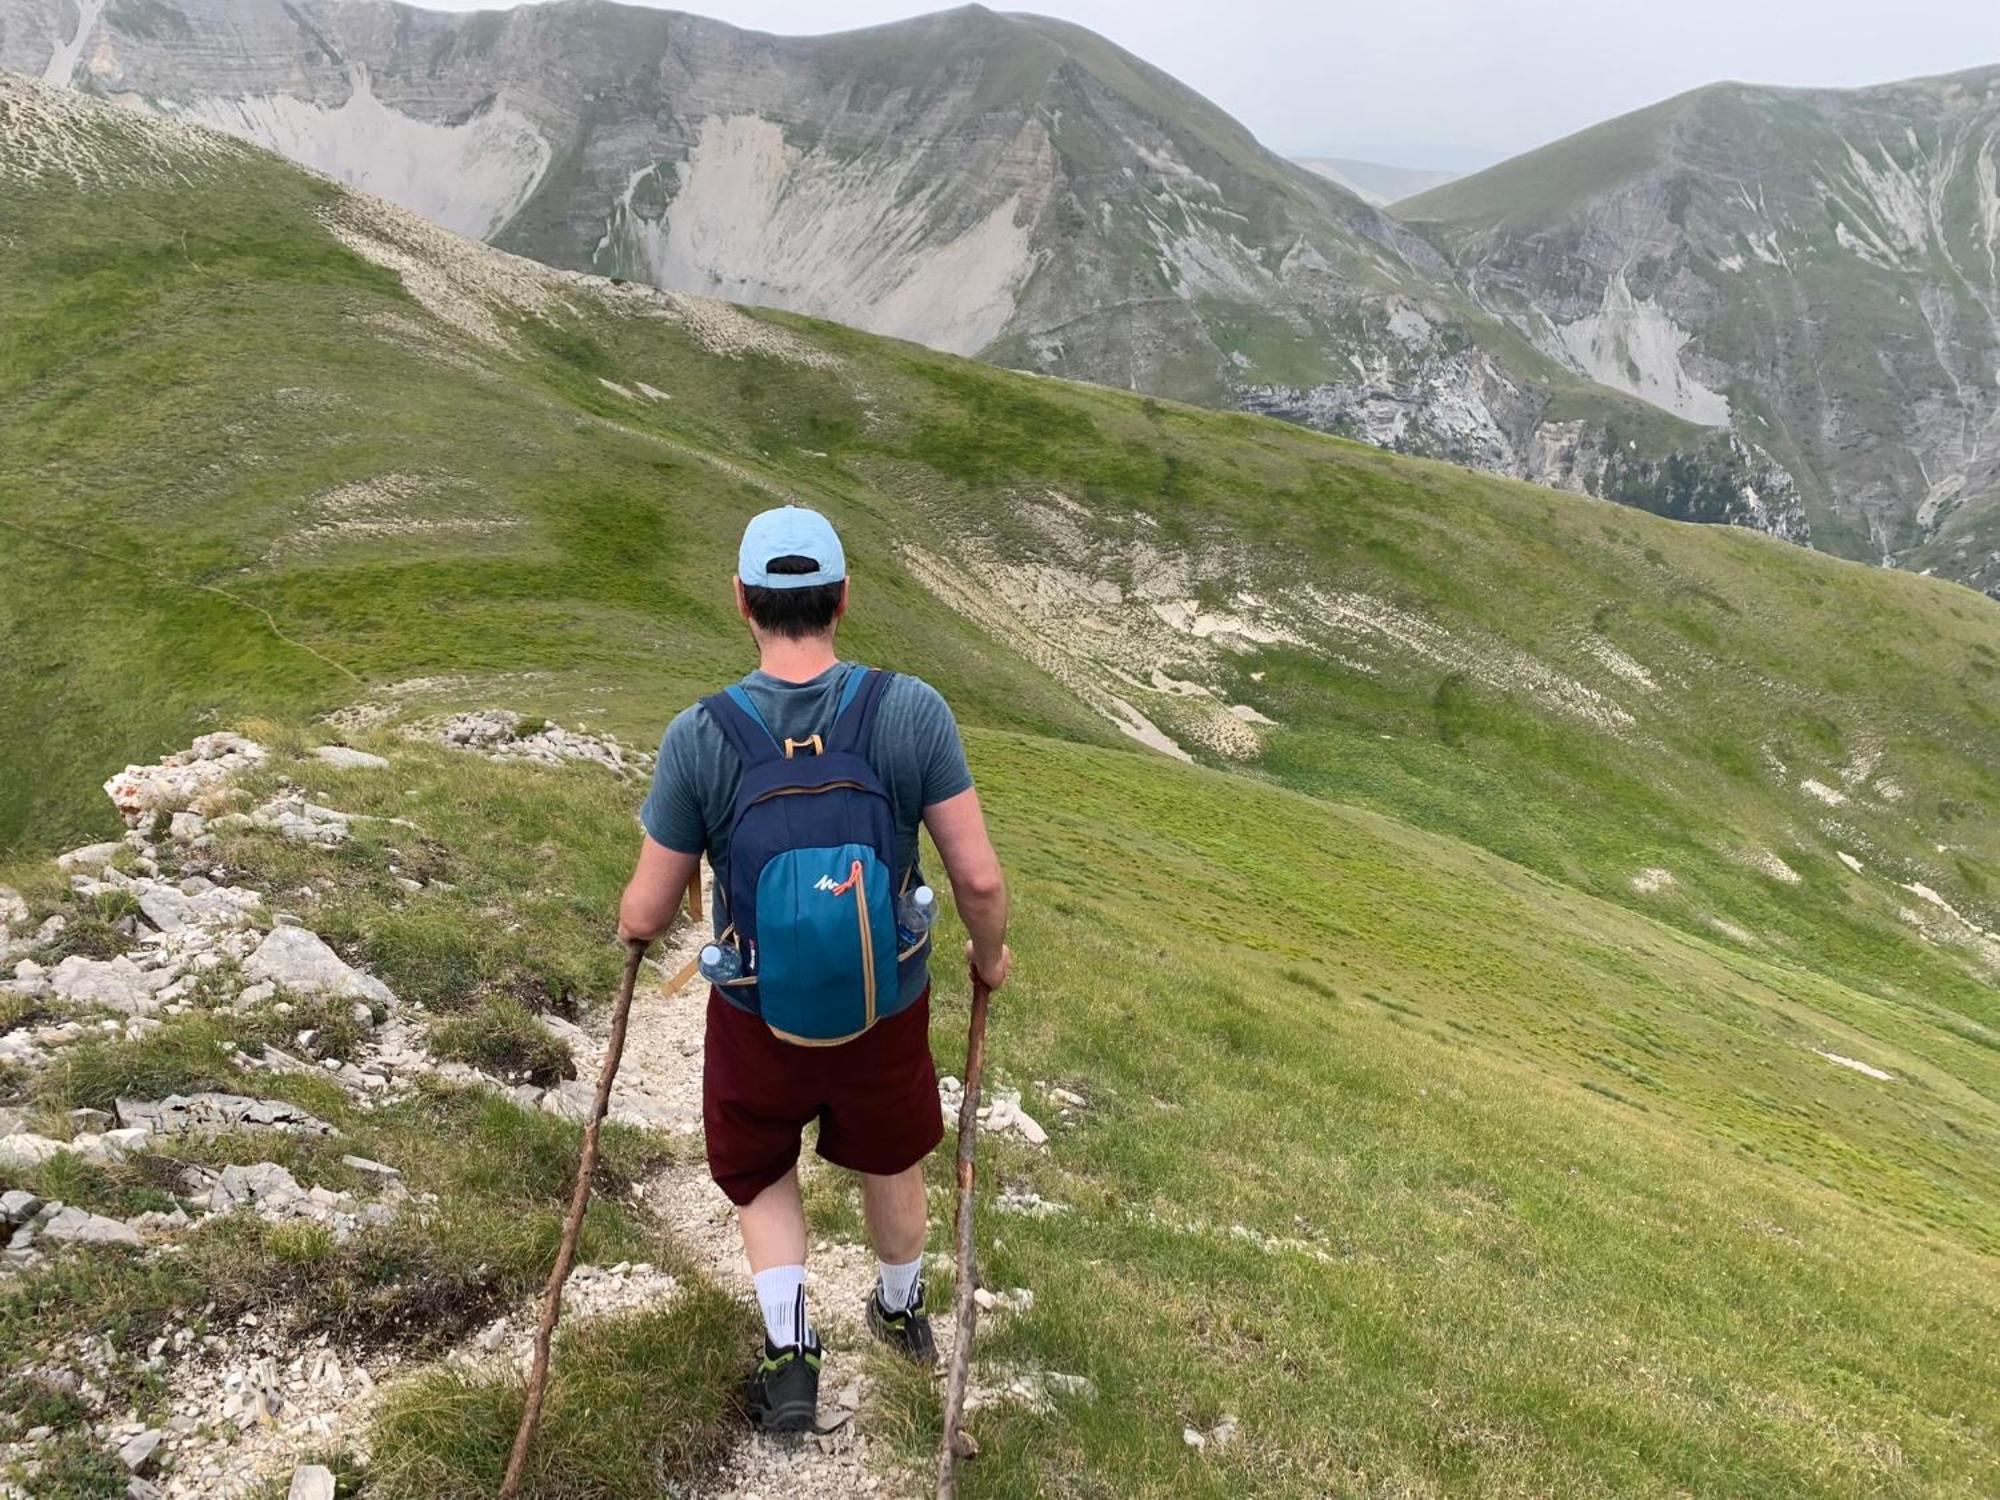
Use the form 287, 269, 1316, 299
417, 0, 2000, 168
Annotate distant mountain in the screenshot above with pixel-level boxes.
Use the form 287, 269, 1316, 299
1398, 68, 2000, 596
1293, 156, 1462, 207
2, 0, 1793, 540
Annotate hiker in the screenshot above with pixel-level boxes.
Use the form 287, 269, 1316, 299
616, 505, 1012, 1433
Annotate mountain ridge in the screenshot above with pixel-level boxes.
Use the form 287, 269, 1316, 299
1398, 62, 2000, 594
3, 0, 1814, 553
4, 64, 1996, 1006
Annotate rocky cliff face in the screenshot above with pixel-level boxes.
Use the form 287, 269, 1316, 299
2, 0, 1804, 546
1399, 69, 2000, 596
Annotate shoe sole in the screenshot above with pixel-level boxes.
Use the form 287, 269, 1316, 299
748, 1397, 818, 1434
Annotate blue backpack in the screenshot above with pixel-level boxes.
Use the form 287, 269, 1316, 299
701, 667, 921, 1045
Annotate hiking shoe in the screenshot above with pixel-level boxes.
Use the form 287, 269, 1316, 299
744, 1334, 822, 1433
866, 1280, 938, 1366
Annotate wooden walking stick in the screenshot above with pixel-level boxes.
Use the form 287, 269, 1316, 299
502, 873, 703, 1497
936, 974, 994, 1500
498, 936, 650, 1500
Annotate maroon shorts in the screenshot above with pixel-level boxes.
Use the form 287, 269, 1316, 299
703, 986, 944, 1206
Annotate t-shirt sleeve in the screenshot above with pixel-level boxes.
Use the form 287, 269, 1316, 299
901, 676, 974, 806
638, 708, 707, 853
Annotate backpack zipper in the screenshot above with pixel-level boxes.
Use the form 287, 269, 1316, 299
746, 780, 869, 808
849, 860, 877, 1027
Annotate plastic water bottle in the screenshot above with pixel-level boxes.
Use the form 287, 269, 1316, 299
896, 885, 937, 948
698, 943, 742, 985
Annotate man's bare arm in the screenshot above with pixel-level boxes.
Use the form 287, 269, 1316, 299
922, 787, 1010, 992
617, 835, 702, 945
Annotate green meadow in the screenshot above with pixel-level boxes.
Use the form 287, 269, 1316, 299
1, 78, 1995, 1496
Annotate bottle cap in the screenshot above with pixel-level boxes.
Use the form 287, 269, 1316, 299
913, 886, 935, 907
700, 944, 723, 964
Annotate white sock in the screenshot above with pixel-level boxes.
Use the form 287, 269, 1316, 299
752, 1264, 810, 1350
877, 1254, 923, 1313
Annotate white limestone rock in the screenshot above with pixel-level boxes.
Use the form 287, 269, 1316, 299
244, 926, 394, 1004
210, 1162, 306, 1215
39, 1204, 144, 1247
249, 796, 352, 845
310, 746, 390, 771
0, 1134, 64, 1171
340, 1154, 402, 1189
115, 1092, 333, 1137
117, 1427, 164, 1473
49, 954, 169, 1013
55, 841, 123, 873
104, 733, 266, 825
134, 879, 262, 933
433, 711, 647, 775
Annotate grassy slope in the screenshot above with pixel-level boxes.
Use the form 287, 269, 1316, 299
5, 72, 1998, 1036
1, 79, 1998, 1496
11, 722, 1993, 1497
866, 732, 2000, 1497
1394, 89, 1694, 229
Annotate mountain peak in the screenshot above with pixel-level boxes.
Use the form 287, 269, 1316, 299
1396, 66, 2000, 594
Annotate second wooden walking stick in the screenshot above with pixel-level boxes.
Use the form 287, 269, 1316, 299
935, 974, 994, 1500
498, 936, 650, 1500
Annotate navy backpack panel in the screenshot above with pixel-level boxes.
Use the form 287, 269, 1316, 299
701, 668, 910, 1044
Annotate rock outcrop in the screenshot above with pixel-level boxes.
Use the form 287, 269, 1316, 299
1399, 67, 2000, 595
115, 1093, 334, 1138
242, 927, 393, 1005
102, 732, 267, 825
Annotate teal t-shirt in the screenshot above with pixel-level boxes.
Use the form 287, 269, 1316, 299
640, 662, 973, 1004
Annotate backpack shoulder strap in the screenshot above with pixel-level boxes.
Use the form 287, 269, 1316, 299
827, 667, 895, 758
701, 684, 782, 768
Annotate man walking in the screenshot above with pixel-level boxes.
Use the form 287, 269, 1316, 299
618, 505, 1012, 1432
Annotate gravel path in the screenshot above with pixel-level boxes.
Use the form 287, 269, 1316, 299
588, 897, 936, 1499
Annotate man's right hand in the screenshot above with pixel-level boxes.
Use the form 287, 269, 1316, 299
968, 941, 1012, 994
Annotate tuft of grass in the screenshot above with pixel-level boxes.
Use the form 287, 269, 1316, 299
29, 1017, 249, 1115
236, 989, 373, 1064
12, 1150, 178, 1221
0, 1373, 90, 1439
0, 988, 54, 1034
237, 717, 315, 761
8, 1430, 129, 1498
428, 999, 576, 1088
174, 1212, 526, 1352
366, 1287, 751, 1500
37, 904, 136, 963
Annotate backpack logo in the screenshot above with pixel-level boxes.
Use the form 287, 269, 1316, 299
813, 875, 841, 893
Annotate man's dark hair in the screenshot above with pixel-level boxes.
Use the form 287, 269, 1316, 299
741, 555, 845, 640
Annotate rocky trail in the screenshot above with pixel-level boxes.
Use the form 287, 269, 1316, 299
0, 721, 1071, 1498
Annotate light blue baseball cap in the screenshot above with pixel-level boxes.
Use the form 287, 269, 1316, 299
737, 505, 847, 589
